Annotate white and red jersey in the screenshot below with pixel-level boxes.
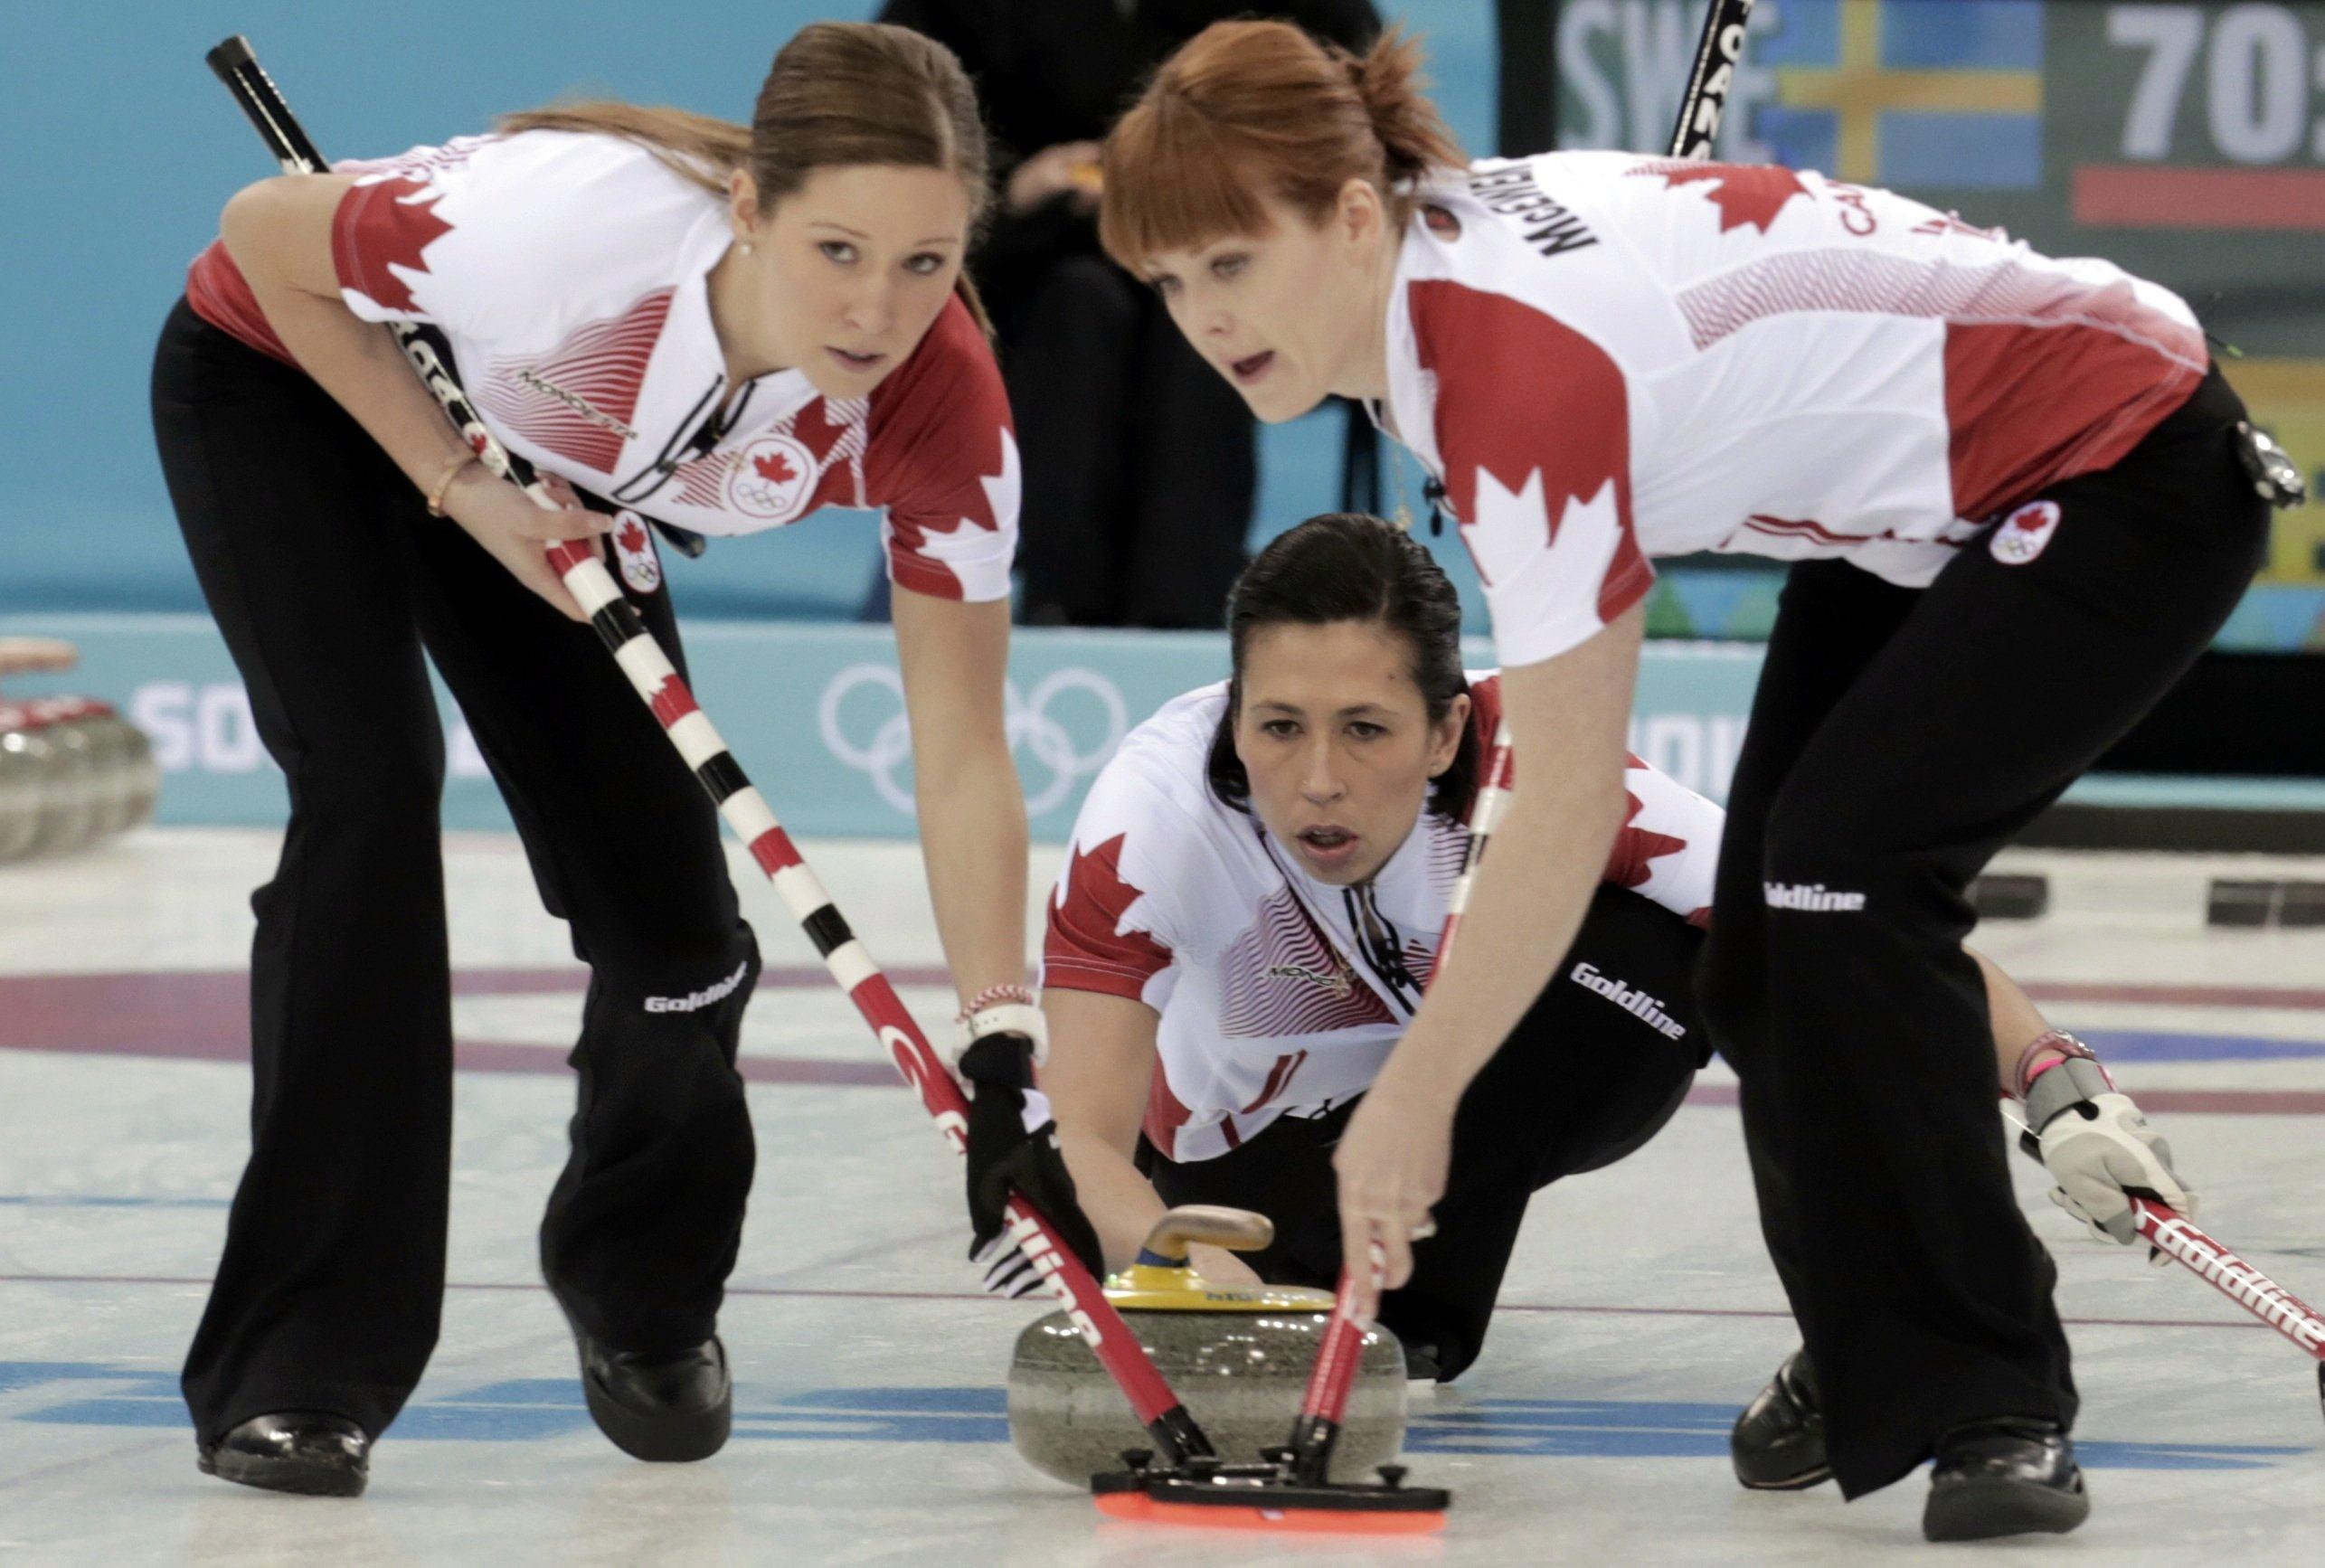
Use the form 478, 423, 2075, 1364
1385, 154, 2208, 666
1041, 674, 1721, 1162
185, 131, 1018, 600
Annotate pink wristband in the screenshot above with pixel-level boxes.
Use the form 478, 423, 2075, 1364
2013, 1028, 2105, 1100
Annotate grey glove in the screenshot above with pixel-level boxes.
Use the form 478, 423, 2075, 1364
2027, 1055, 2195, 1244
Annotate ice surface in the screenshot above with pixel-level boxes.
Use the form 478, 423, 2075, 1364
4, 831, 2321, 1563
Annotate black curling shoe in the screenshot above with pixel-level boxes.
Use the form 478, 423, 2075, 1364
196, 1412, 370, 1497
574, 1331, 732, 1462
1923, 1419, 2089, 1542
1730, 1348, 1830, 1490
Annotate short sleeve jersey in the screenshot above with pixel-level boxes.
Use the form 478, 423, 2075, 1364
184, 131, 1018, 600
1041, 674, 1723, 1162
1382, 154, 2208, 666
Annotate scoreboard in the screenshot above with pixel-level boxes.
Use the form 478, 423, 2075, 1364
1538, 0, 2325, 648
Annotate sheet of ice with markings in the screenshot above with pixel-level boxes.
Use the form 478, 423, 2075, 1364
5, 830, 2322, 1564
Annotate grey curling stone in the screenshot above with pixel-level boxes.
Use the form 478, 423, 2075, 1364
1007, 1205, 1407, 1486
0, 712, 43, 861
77, 706, 158, 837
26, 704, 101, 856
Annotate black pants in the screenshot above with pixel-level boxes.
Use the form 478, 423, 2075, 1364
1151, 886, 1705, 1379
1004, 254, 1255, 629
1697, 367, 2270, 1498
152, 300, 760, 1444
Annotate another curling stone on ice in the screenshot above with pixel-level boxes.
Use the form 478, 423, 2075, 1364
71, 700, 158, 836
0, 698, 161, 861
0, 705, 45, 861
1008, 1205, 1406, 1485
24, 699, 101, 856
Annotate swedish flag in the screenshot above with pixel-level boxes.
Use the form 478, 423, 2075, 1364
1755, 0, 2045, 189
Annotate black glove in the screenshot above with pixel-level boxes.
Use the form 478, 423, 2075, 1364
958, 1033, 1107, 1299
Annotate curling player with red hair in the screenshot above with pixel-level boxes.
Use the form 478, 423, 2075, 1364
1095, 18, 2283, 1542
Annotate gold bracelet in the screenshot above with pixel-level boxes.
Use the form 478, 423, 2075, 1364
424, 451, 484, 517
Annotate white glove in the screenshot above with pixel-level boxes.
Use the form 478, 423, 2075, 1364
973, 1227, 1053, 1299
2033, 1065, 2196, 1245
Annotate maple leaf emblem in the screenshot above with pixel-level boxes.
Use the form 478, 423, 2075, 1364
1052, 834, 1174, 974
753, 449, 799, 486
1607, 789, 1688, 890
352, 176, 455, 313
615, 517, 648, 554
1631, 160, 1809, 235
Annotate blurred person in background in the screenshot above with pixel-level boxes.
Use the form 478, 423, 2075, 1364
879, 0, 1378, 628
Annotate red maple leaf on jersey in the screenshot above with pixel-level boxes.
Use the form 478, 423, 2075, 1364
1050, 833, 1174, 978
347, 176, 455, 313
615, 517, 648, 555
753, 449, 799, 486
1632, 160, 1809, 235
1603, 788, 1688, 891
791, 398, 853, 461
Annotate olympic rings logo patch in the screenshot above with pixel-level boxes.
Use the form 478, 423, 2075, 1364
818, 663, 1126, 817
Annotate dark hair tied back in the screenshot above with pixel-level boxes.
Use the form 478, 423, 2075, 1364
1207, 514, 1478, 820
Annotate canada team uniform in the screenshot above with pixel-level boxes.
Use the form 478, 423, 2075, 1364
187, 130, 1020, 597
1380, 151, 2205, 666
155, 129, 1020, 1449
1375, 154, 2269, 1484
1043, 675, 1718, 1374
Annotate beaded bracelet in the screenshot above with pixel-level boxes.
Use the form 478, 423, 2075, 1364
957, 981, 1036, 1024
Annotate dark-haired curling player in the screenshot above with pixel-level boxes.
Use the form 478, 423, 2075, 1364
1035, 515, 2095, 1394
1037, 515, 1719, 1376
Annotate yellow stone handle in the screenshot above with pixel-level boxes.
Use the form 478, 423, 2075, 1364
1136, 1205, 1274, 1267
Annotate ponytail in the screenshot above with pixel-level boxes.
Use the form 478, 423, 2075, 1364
1332, 30, 1466, 188
1101, 21, 1466, 269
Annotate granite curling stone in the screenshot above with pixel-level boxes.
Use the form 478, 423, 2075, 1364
1007, 1205, 1406, 1486
0, 698, 159, 863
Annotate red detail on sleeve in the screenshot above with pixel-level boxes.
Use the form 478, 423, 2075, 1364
754, 449, 799, 486
866, 297, 1014, 600
331, 175, 456, 314
184, 241, 298, 367
1630, 161, 1810, 234
1602, 784, 1689, 892
1410, 280, 1651, 635
1044, 833, 1175, 1001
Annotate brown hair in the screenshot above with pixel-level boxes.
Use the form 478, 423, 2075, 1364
1100, 22, 1464, 270
501, 22, 994, 332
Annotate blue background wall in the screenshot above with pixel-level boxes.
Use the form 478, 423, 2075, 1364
0, 1, 1495, 620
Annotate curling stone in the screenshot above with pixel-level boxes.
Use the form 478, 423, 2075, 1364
0, 705, 44, 861
24, 699, 102, 856
71, 700, 157, 837
1007, 1205, 1405, 1486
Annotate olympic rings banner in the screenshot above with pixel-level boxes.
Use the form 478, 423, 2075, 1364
0, 616, 1764, 840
